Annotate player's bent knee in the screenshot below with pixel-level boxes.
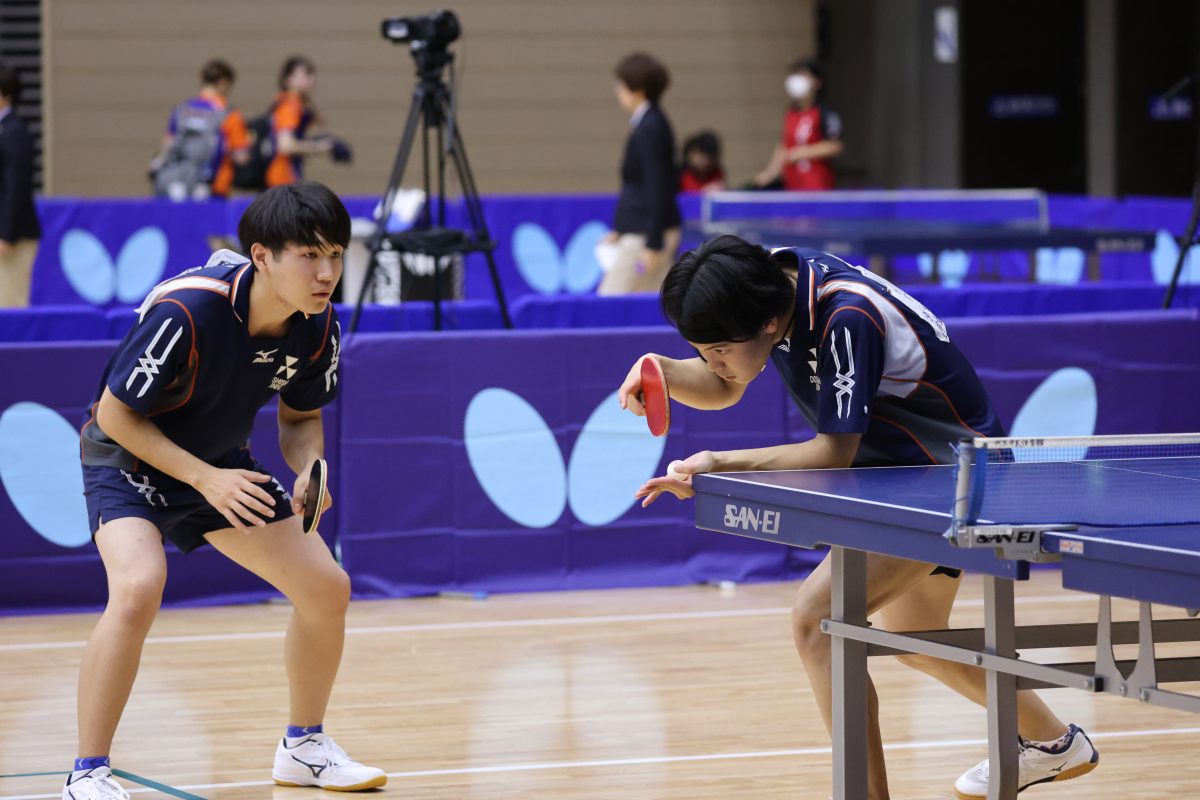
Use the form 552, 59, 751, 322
292, 566, 351, 615
107, 575, 166, 626
791, 593, 831, 655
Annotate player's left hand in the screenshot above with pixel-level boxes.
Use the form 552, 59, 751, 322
291, 462, 334, 516
635, 450, 716, 506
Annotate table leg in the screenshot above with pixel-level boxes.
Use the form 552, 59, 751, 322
831, 545, 869, 800
985, 575, 1019, 800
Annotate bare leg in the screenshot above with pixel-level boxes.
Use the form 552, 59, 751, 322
205, 516, 350, 726
793, 552, 938, 800
876, 572, 1068, 742
77, 519, 167, 757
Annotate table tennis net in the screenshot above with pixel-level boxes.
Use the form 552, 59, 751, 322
959, 434, 1200, 529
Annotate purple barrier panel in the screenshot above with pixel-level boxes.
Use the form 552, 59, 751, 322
949, 309, 1200, 435
336, 328, 806, 597
333, 300, 504, 332
0, 341, 341, 613
0, 306, 110, 343
509, 294, 668, 329
30, 196, 378, 309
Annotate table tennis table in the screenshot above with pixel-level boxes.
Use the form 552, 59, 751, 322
693, 433, 1200, 800
686, 190, 1156, 282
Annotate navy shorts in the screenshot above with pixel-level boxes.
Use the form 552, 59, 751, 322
82, 448, 296, 553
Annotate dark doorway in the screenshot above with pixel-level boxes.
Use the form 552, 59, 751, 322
961, 0, 1087, 192
1115, 0, 1198, 197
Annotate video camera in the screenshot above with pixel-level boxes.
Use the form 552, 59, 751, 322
381, 10, 460, 48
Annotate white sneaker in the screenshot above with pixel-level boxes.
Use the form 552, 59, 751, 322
273, 732, 387, 791
63, 767, 130, 800
954, 724, 1098, 799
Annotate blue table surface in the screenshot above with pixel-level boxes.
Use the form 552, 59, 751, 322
699, 460, 1200, 563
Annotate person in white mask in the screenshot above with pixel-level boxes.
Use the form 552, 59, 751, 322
752, 59, 843, 191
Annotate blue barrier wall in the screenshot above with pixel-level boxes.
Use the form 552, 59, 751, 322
2, 310, 1198, 612
25, 194, 1200, 311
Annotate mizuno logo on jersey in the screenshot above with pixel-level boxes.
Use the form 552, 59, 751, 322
831, 327, 855, 418
126, 318, 183, 399
253, 348, 278, 364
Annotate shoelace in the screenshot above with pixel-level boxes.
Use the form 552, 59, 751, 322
310, 736, 356, 767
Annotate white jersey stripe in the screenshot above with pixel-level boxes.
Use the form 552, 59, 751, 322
137, 277, 230, 321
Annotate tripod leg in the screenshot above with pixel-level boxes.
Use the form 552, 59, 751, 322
352, 84, 428, 333
444, 122, 513, 328
1164, 178, 1200, 309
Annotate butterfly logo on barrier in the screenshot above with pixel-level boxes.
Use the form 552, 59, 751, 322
511, 221, 608, 295
60, 227, 169, 305
1151, 229, 1200, 285
464, 388, 666, 528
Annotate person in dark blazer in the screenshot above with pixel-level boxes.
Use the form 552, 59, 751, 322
599, 52, 682, 295
0, 62, 40, 308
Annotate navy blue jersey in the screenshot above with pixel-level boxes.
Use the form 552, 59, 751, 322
770, 249, 1003, 466
81, 250, 341, 472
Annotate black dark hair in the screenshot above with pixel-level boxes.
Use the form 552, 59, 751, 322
682, 130, 722, 165
201, 59, 236, 86
278, 55, 316, 91
660, 235, 796, 344
615, 52, 670, 103
788, 58, 824, 81
0, 62, 19, 104
238, 182, 351, 258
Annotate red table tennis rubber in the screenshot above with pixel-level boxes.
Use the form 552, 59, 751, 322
640, 357, 670, 437
302, 458, 327, 536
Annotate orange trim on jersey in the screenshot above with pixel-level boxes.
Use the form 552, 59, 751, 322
871, 415, 938, 465
309, 309, 333, 362
820, 305, 885, 344
917, 380, 988, 438
229, 263, 252, 322
146, 298, 199, 417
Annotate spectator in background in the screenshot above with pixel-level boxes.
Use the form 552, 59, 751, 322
266, 56, 352, 188
0, 62, 40, 308
753, 59, 843, 191
679, 130, 727, 193
599, 52, 682, 296
150, 59, 250, 201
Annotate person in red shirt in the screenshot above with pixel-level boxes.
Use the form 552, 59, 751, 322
266, 56, 351, 187
753, 59, 843, 191
678, 130, 727, 193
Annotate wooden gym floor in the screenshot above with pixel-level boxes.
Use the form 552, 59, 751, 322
2, 572, 1197, 799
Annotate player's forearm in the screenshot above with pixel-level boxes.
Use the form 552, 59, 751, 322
279, 415, 324, 474
659, 355, 742, 410
755, 146, 786, 185
712, 435, 858, 471
789, 140, 843, 162
95, 391, 214, 487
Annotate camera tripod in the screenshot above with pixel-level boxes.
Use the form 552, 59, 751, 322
1161, 72, 1199, 309
350, 47, 512, 332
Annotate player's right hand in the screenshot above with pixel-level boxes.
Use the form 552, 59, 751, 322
196, 468, 276, 531
618, 354, 655, 417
